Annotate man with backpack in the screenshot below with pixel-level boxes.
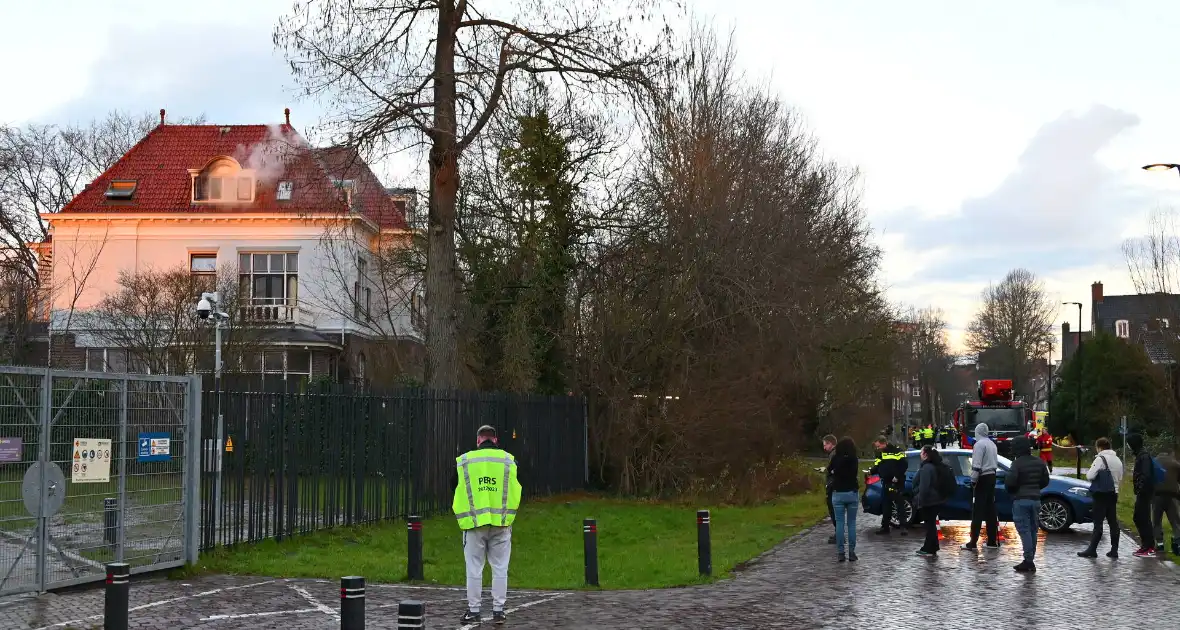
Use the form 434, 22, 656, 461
913, 445, 955, 557
1127, 434, 1157, 557
1152, 450, 1180, 557
1078, 437, 1124, 558
962, 423, 1000, 551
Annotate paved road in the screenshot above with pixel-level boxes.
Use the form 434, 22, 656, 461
2, 518, 1178, 629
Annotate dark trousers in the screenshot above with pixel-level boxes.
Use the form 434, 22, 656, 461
826, 488, 835, 526
1152, 493, 1180, 547
968, 473, 999, 545
881, 485, 906, 529
1086, 492, 1120, 553
1134, 491, 1156, 549
920, 505, 940, 552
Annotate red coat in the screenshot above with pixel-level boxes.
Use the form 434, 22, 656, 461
1035, 433, 1053, 463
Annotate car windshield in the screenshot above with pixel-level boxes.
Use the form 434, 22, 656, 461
964, 406, 1025, 432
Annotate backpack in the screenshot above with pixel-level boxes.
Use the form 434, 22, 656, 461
1154, 457, 1166, 484
936, 462, 957, 500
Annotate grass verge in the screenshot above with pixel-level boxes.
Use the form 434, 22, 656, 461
187, 490, 828, 590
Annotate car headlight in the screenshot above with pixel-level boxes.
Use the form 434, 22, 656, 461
1067, 487, 1089, 497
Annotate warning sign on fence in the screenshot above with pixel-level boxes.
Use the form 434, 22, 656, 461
225, 436, 234, 452
72, 438, 112, 483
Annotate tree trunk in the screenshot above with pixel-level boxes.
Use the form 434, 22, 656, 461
425, 0, 462, 389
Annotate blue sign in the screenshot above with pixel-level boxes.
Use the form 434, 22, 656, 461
137, 432, 172, 462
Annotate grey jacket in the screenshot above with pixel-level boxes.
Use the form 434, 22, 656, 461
914, 461, 945, 510
970, 423, 998, 482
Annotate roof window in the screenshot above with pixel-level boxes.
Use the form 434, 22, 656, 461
276, 180, 293, 201
105, 180, 137, 200
191, 157, 255, 204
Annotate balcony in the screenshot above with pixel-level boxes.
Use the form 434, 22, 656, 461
239, 298, 314, 327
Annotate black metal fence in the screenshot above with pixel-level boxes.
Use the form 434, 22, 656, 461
198, 387, 586, 550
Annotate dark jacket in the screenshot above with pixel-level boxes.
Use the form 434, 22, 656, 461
913, 460, 945, 510
1157, 453, 1180, 497
1132, 449, 1156, 496
869, 444, 906, 487
1004, 454, 1050, 500
826, 453, 860, 493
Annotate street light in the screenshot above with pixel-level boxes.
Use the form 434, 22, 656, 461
197, 292, 228, 542
1064, 301, 1083, 477
1143, 163, 1180, 176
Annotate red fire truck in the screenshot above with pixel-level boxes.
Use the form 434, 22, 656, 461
952, 379, 1034, 458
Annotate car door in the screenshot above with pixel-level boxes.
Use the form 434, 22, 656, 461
939, 454, 975, 520
903, 453, 921, 495
993, 461, 1014, 521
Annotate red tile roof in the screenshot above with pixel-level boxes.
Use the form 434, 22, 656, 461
59, 123, 408, 229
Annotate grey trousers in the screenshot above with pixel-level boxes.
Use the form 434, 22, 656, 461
463, 525, 512, 612
1153, 493, 1180, 547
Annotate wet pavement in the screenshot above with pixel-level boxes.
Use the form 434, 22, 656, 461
2, 517, 1178, 629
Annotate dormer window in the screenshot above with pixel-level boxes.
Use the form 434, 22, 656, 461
1115, 319, 1130, 338
105, 180, 136, 200
276, 180, 293, 200
333, 179, 355, 206
190, 157, 255, 203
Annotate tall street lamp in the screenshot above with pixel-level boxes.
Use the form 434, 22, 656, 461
197, 292, 228, 543
1064, 301, 1083, 477
1143, 163, 1180, 177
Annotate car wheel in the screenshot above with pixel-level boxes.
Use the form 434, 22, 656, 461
1039, 496, 1072, 532
892, 497, 914, 528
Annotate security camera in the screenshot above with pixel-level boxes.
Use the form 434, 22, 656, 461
196, 297, 211, 320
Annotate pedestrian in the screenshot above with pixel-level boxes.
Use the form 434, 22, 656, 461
1035, 429, 1054, 471
823, 434, 838, 545
1004, 436, 1049, 572
453, 425, 521, 625
1127, 433, 1157, 557
913, 445, 948, 557
1078, 437, 1123, 559
827, 437, 861, 562
1152, 450, 1180, 557
870, 436, 908, 536
961, 423, 1000, 551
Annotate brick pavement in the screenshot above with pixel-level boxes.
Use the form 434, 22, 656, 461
2, 518, 1178, 629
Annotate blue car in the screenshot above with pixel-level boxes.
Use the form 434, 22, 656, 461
861, 448, 1093, 533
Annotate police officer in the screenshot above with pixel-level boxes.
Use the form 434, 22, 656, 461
454, 425, 521, 626
910, 427, 921, 449
871, 436, 909, 535
922, 425, 935, 448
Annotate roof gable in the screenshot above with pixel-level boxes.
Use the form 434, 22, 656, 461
58, 123, 407, 229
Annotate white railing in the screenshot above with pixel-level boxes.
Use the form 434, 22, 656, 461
239, 298, 314, 327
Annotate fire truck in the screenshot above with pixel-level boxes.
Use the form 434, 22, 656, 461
952, 379, 1034, 458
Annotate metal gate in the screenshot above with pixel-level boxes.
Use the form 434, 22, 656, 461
0, 367, 201, 595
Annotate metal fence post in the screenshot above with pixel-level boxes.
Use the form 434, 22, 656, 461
697, 510, 712, 576
407, 516, 424, 581
104, 562, 130, 630
116, 378, 128, 562
340, 576, 365, 630
397, 600, 425, 629
35, 368, 52, 593
583, 518, 599, 586
103, 497, 118, 550
185, 374, 203, 565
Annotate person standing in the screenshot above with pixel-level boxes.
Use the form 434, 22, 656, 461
922, 425, 935, 448
1035, 430, 1054, 472
1004, 436, 1050, 572
453, 425, 521, 625
1152, 450, 1180, 557
822, 434, 838, 545
870, 436, 908, 535
827, 437, 861, 562
913, 446, 947, 557
962, 423, 1000, 550
1078, 437, 1124, 559
1127, 434, 1157, 557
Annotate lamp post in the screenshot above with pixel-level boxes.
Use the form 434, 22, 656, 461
1143, 163, 1180, 177
1064, 301, 1083, 477
197, 292, 227, 544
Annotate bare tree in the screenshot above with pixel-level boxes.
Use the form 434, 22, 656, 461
896, 307, 952, 426
965, 268, 1056, 396
276, 0, 676, 387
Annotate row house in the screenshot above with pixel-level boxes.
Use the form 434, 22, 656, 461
36, 110, 423, 388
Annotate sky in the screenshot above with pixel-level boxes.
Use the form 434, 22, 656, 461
4, 0, 1180, 356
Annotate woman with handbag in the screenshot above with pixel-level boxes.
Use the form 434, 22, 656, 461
1078, 437, 1124, 559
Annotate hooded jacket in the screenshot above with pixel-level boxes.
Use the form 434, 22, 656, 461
970, 423, 998, 482
1156, 453, 1180, 497
1129, 434, 1156, 496
1004, 437, 1050, 500
914, 451, 947, 510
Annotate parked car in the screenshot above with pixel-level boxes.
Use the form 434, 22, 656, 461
861, 448, 1093, 532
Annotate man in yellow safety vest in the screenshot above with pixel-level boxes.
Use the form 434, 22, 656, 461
453, 425, 522, 626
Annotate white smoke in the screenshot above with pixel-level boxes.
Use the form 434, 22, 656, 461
234, 124, 308, 185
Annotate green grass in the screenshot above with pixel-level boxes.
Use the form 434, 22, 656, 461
187, 490, 828, 590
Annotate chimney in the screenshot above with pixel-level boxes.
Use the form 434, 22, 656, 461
1092, 281, 1104, 305
159, 109, 165, 125
1062, 322, 1072, 360
284, 107, 290, 126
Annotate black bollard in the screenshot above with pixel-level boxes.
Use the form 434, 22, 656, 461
340, 576, 365, 630
397, 600, 425, 629
1076, 446, 1082, 479
583, 518, 599, 587
697, 509, 712, 576
103, 562, 130, 630
104, 497, 117, 549
406, 515, 424, 581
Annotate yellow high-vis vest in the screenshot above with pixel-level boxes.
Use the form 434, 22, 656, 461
453, 447, 522, 530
